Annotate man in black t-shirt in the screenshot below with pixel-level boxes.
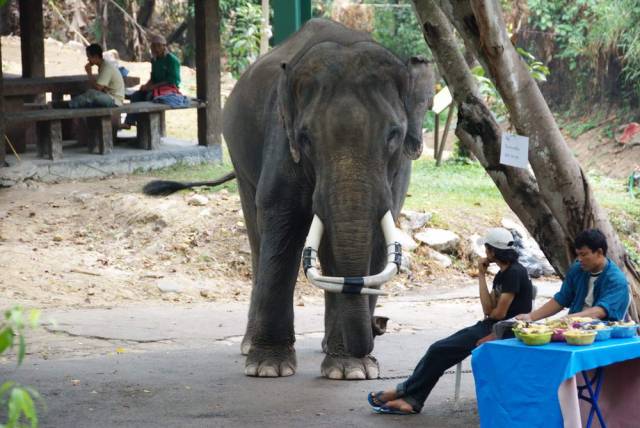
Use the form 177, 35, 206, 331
367, 228, 533, 415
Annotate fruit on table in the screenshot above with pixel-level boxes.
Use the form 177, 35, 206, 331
519, 331, 553, 346
564, 330, 597, 345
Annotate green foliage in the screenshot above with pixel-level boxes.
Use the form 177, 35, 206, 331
562, 118, 598, 138
223, 1, 263, 78
471, 49, 550, 121
363, 1, 432, 60
526, 0, 640, 99
1, 308, 42, 428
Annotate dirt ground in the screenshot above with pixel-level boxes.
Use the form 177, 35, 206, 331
0, 176, 473, 309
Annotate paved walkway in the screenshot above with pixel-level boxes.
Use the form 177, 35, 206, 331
3, 280, 561, 427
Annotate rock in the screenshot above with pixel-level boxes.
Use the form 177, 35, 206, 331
415, 228, 460, 254
156, 278, 184, 293
427, 248, 452, 268
399, 210, 432, 231
187, 194, 209, 206
396, 229, 418, 252
500, 218, 528, 239
496, 224, 556, 278
69, 192, 92, 204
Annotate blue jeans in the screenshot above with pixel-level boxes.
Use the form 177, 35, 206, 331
69, 89, 116, 108
124, 90, 153, 125
395, 319, 494, 412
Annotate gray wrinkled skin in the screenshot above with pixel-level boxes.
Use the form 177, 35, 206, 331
222, 18, 434, 379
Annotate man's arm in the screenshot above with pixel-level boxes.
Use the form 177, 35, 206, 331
488, 292, 515, 320
478, 258, 495, 316
567, 306, 607, 320
85, 63, 105, 91
516, 298, 564, 321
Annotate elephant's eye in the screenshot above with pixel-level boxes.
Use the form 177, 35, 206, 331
386, 127, 402, 152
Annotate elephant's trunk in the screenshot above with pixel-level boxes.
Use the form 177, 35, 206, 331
328, 219, 375, 357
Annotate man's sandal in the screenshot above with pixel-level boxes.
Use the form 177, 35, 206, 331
372, 404, 417, 415
367, 391, 387, 408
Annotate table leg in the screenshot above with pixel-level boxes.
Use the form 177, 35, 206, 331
87, 116, 113, 155
36, 120, 63, 160
578, 368, 606, 428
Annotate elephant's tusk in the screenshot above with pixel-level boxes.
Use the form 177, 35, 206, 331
301, 211, 403, 295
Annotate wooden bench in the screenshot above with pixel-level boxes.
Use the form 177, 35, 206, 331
5, 100, 206, 160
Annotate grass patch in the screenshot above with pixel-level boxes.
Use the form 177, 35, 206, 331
405, 158, 508, 232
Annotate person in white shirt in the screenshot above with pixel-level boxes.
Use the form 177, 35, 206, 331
69, 43, 125, 108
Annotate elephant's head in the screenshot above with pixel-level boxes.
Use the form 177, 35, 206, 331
278, 42, 435, 357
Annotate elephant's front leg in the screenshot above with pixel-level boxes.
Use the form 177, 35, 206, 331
244, 208, 308, 377
320, 293, 381, 380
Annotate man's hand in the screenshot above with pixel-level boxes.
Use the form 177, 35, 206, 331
84, 63, 93, 75
478, 258, 490, 274
515, 313, 532, 321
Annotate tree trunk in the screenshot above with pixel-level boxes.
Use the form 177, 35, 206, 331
137, 0, 155, 28
260, 0, 270, 55
411, 0, 640, 320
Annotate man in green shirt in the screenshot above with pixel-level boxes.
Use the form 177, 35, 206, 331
124, 34, 181, 126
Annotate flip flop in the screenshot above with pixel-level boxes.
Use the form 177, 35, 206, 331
367, 391, 387, 408
372, 405, 417, 415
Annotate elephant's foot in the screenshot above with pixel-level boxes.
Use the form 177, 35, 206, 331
245, 345, 297, 377
321, 354, 379, 380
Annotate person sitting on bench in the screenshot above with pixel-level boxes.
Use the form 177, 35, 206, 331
69, 43, 125, 108
123, 34, 181, 127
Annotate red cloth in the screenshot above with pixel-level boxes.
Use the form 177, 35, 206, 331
618, 122, 640, 144
152, 84, 180, 98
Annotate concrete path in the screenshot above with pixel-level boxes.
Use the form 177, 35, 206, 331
2, 282, 562, 427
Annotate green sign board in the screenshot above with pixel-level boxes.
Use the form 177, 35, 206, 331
272, 0, 312, 45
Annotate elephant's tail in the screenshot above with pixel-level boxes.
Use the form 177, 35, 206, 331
142, 172, 236, 196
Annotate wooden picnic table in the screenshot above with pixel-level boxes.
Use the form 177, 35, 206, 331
2, 74, 140, 98
3, 74, 140, 152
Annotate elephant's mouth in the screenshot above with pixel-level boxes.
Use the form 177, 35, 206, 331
302, 210, 402, 296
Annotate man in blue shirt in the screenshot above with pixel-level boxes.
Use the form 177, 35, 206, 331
516, 229, 629, 322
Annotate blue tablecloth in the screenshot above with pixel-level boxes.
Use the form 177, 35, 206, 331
471, 337, 640, 428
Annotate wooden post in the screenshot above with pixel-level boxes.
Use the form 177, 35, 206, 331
195, 0, 221, 150
0, 37, 5, 167
433, 112, 439, 159
436, 105, 455, 166
19, 0, 45, 79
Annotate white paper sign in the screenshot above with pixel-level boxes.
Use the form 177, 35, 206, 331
500, 133, 529, 169
432, 86, 452, 114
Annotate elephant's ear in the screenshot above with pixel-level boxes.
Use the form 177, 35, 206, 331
277, 62, 300, 163
404, 56, 435, 160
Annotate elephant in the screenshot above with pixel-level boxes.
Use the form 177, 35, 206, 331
145, 18, 435, 379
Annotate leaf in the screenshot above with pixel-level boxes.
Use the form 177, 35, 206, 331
18, 334, 26, 366
0, 381, 16, 398
0, 328, 13, 354
9, 387, 38, 427
27, 310, 41, 329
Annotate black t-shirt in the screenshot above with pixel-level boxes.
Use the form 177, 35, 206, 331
492, 262, 533, 320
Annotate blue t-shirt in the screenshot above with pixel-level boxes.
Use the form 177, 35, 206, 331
553, 259, 629, 320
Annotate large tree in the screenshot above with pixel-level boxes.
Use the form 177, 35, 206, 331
410, 0, 640, 319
